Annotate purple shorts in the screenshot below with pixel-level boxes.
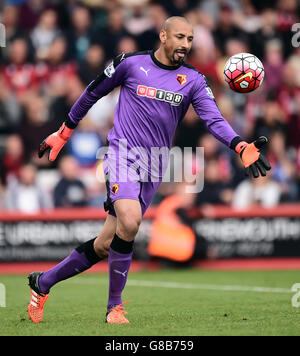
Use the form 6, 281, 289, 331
102, 153, 162, 217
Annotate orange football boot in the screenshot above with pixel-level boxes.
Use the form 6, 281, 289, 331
106, 301, 131, 324
27, 272, 49, 323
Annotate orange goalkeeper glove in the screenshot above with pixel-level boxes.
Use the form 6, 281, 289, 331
38, 122, 74, 162
235, 136, 271, 178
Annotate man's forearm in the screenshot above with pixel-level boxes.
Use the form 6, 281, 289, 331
204, 116, 243, 149
66, 88, 100, 128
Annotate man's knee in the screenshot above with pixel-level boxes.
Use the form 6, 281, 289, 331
114, 199, 142, 240
117, 213, 142, 240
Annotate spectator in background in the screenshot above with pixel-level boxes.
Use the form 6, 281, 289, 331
250, 8, 283, 60
0, 177, 4, 210
233, 0, 262, 35
251, 98, 287, 140
0, 75, 21, 133
85, 86, 119, 138
151, 182, 177, 207
213, 4, 249, 56
263, 39, 285, 93
88, 179, 107, 208
2, 37, 38, 99
123, 1, 153, 37
45, 36, 77, 98
1, 4, 20, 40
225, 36, 249, 56
0, 134, 24, 185
287, 47, 300, 89
216, 37, 249, 120
276, 0, 298, 58
229, 151, 248, 188
96, 6, 129, 59
186, 9, 218, 85
267, 129, 298, 202
174, 105, 206, 151
30, 8, 60, 61
137, 3, 168, 51
196, 158, 233, 207
288, 93, 300, 152
65, 5, 93, 62
0, 4, 22, 63
68, 118, 103, 167
277, 60, 300, 121
4, 162, 53, 212
54, 155, 88, 207
161, 0, 196, 17
188, 46, 219, 86
123, 0, 152, 36
18, 93, 56, 163
18, 0, 50, 33
47, 76, 84, 133
199, 132, 231, 171
216, 37, 249, 85
88, 160, 107, 207
48, 74, 85, 129
292, 96, 300, 200
217, 94, 246, 138
45, 74, 86, 169
195, 132, 233, 206
232, 175, 281, 209
116, 36, 138, 55
78, 44, 105, 85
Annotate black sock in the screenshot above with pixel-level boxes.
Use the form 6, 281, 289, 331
110, 234, 134, 254
76, 237, 102, 264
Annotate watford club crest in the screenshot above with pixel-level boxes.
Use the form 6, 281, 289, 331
112, 183, 119, 194
176, 74, 187, 85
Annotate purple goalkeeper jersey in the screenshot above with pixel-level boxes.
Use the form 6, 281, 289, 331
68, 50, 239, 178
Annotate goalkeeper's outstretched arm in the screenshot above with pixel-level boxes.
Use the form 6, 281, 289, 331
191, 74, 271, 178
39, 53, 128, 161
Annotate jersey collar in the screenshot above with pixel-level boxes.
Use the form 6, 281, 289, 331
150, 50, 183, 71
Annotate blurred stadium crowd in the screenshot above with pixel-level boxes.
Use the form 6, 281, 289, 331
0, 0, 299, 213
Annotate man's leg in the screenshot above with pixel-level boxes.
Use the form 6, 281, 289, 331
106, 198, 142, 324
37, 214, 117, 293
27, 213, 117, 323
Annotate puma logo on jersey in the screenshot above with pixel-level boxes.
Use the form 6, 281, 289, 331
137, 85, 183, 106
140, 67, 150, 76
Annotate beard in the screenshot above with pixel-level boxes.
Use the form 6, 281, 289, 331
170, 49, 187, 64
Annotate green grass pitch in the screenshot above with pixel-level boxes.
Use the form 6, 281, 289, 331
0, 269, 300, 336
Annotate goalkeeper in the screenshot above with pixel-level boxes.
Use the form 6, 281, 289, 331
27, 16, 271, 324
